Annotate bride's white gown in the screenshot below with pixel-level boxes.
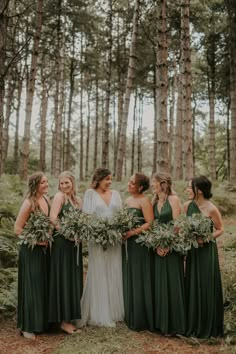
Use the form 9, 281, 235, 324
80, 188, 124, 327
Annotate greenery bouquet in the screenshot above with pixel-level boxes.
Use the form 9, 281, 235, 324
136, 220, 178, 253
173, 213, 214, 250
58, 207, 140, 251
17, 210, 53, 250
59, 208, 94, 243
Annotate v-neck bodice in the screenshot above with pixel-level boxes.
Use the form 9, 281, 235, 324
83, 188, 122, 218
153, 199, 173, 224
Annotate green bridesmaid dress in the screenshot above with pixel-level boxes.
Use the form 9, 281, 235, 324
153, 200, 186, 335
17, 201, 50, 333
185, 201, 224, 338
122, 208, 154, 331
49, 201, 83, 323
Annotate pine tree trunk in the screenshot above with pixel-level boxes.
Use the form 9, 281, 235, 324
137, 94, 143, 172
2, 71, 15, 172
173, 75, 183, 180
20, 0, 43, 180
169, 68, 176, 174
102, 0, 113, 168
181, 0, 193, 180
152, 64, 157, 174
93, 77, 99, 171
156, 0, 169, 173
39, 68, 48, 172
131, 90, 137, 175
13, 75, 23, 174
207, 34, 216, 180
85, 89, 91, 178
55, 30, 65, 177
64, 30, 75, 171
225, 0, 236, 181
116, 0, 140, 181
0, 0, 9, 176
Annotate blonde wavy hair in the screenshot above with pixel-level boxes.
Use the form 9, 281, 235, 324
152, 172, 173, 204
58, 171, 79, 206
25, 171, 46, 210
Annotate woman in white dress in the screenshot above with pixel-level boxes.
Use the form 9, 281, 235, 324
80, 168, 124, 327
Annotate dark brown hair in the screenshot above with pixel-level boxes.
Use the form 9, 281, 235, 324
191, 175, 213, 200
91, 168, 112, 189
134, 172, 150, 193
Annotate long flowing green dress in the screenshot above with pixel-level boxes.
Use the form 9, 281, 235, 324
122, 208, 154, 331
185, 201, 224, 338
49, 201, 83, 323
17, 201, 50, 333
153, 200, 186, 335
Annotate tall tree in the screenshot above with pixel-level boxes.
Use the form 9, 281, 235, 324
181, 0, 193, 179
155, 0, 169, 173
225, 0, 236, 181
116, 0, 140, 180
20, 0, 44, 180
207, 32, 217, 180
173, 74, 183, 180
0, 0, 9, 176
102, 0, 113, 168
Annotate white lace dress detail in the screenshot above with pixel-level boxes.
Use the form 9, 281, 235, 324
79, 188, 124, 327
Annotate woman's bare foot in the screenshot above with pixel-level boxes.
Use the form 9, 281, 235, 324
60, 322, 82, 334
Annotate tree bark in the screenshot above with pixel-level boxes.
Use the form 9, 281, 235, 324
131, 89, 137, 175
168, 66, 176, 174
2, 70, 16, 172
152, 64, 157, 174
116, 0, 140, 180
225, 0, 236, 181
39, 63, 48, 172
181, 0, 193, 180
102, 0, 113, 168
137, 93, 143, 172
20, 0, 43, 180
207, 32, 217, 180
85, 89, 91, 178
13, 74, 23, 174
0, 0, 9, 176
156, 0, 169, 173
93, 77, 99, 171
173, 75, 183, 180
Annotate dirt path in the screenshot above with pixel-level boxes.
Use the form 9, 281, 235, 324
0, 231, 234, 354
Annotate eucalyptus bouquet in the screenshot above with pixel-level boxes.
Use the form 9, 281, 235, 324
136, 220, 178, 253
59, 208, 93, 244
59, 207, 140, 251
173, 213, 214, 250
18, 210, 53, 250
87, 216, 122, 250
111, 207, 142, 236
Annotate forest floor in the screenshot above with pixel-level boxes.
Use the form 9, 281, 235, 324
0, 224, 235, 354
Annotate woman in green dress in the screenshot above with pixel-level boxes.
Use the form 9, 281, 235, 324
15, 172, 50, 340
151, 173, 186, 335
49, 171, 83, 334
122, 172, 154, 331
184, 176, 224, 338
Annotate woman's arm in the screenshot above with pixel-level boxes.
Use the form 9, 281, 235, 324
49, 192, 64, 230
169, 195, 181, 219
210, 205, 224, 239
123, 197, 154, 240
14, 199, 32, 235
